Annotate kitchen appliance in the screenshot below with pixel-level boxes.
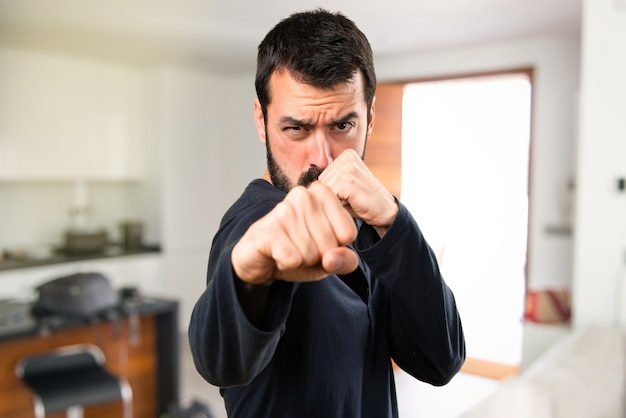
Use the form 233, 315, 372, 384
64, 229, 108, 255
120, 221, 143, 251
64, 180, 108, 255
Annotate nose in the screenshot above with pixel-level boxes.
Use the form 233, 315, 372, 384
308, 131, 333, 170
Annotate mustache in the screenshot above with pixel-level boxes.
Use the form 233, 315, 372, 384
298, 166, 324, 187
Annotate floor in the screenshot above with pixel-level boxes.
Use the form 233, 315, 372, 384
179, 337, 499, 418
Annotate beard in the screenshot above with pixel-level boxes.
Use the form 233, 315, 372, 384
264, 129, 368, 193
266, 141, 323, 193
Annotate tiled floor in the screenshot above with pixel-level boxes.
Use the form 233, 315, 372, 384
179, 337, 499, 418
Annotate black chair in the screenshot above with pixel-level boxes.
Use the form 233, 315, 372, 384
15, 344, 133, 418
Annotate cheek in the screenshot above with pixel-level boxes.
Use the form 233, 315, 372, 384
287, 148, 311, 171
269, 135, 308, 170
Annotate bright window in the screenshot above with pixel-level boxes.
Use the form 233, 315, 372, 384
401, 73, 532, 365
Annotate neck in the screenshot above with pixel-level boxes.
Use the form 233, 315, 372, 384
262, 170, 272, 184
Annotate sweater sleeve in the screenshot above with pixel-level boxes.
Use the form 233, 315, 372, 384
355, 202, 466, 385
188, 246, 297, 387
188, 189, 298, 388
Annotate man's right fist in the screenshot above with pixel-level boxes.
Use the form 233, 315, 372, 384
231, 182, 359, 285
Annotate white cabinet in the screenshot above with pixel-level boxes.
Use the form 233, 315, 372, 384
0, 49, 145, 180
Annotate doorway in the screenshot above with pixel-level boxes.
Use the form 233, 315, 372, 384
400, 72, 532, 369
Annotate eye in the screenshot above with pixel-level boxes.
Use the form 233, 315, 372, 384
282, 124, 310, 139
334, 121, 354, 132
282, 125, 306, 135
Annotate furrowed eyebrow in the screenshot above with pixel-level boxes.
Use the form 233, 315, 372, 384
278, 112, 359, 127
279, 116, 312, 126
331, 112, 359, 125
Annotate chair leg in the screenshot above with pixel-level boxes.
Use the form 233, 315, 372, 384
123, 400, 133, 418
121, 379, 133, 418
32, 395, 45, 418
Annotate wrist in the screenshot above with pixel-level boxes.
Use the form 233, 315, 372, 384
373, 195, 399, 237
233, 274, 271, 328
231, 242, 275, 286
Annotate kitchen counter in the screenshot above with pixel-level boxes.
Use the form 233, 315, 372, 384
0, 296, 179, 417
0, 245, 161, 272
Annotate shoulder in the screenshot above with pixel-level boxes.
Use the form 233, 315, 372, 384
217, 179, 286, 237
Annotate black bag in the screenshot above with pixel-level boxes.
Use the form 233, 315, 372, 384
165, 400, 213, 418
34, 272, 119, 318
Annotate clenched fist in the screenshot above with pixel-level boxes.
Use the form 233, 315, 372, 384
232, 181, 359, 286
319, 149, 398, 238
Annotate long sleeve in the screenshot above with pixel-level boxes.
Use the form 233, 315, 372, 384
188, 181, 465, 417
355, 202, 466, 385
188, 181, 297, 387
189, 242, 297, 387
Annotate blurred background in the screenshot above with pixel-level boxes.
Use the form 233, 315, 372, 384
1, 1, 625, 417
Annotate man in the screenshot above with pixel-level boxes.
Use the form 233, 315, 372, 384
189, 9, 465, 418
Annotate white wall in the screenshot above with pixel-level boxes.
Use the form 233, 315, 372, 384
573, 0, 626, 328
0, 48, 152, 250
147, 66, 262, 329
375, 34, 581, 292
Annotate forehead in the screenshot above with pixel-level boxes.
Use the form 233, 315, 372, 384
267, 70, 366, 110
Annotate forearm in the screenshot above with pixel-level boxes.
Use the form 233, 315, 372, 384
357, 204, 466, 383
189, 244, 296, 387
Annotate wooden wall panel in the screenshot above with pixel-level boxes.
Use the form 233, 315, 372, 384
364, 83, 404, 198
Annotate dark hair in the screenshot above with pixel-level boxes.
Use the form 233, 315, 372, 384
255, 9, 377, 116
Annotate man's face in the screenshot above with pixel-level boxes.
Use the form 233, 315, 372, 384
254, 70, 375, 192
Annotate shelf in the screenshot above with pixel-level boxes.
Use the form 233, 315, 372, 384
0, 245, 161, 272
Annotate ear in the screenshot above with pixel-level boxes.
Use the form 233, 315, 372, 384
254, 98, 267, 145
366, 96, 376, 140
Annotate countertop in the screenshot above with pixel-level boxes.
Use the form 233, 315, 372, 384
0, 296, 177, 342
0, 245, 161, 272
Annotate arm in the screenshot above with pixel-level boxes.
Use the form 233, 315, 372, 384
189, 236, 298, 387
357, 204, 466, 385
189, 180, 359, 387
320, 150, 465, 384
